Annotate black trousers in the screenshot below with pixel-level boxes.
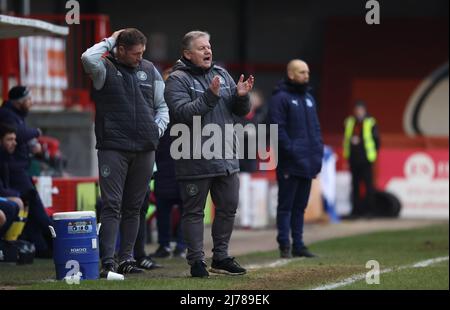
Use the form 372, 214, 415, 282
98, 150, 155, 265
178, 173, 239, 265
276, 172, 312, 250
350, 162, 375, 216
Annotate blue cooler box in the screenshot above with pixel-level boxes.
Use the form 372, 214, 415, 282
50, 211, 100, 280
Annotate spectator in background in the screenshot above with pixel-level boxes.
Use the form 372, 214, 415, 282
269, 59, 323, 259
0, 123, 25, 239
0, 87, 52, 257
151, 67, 187, 259
234, 90, 268, 228
0, 123, 20, 198
343, 100, 380, 219
0, 122, 24, 208
164, 30, 254, 277
81, 28, 169, 277
235, 90, 268, 172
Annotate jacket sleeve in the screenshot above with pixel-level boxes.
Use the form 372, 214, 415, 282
152, 67, 170, 137
269, 94, 294, 157
0, 109, 39, 143
81, 37, 115, 90
0, 187, 21, 198
15, 126, 40, 144
164, 73, 220, 124
0, 167, 20, 198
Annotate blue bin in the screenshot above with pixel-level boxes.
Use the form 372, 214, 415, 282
50, 211, 100, 280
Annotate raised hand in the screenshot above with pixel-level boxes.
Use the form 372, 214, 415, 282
209, 75, 221, 96
111, 29, 125, 40
236, 74, 255, 97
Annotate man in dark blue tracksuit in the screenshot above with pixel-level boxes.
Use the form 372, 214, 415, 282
269, 59, 323, 258
0, 86, 53, 257
0, 123, 21, 238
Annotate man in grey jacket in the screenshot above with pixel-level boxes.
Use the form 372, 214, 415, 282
164, 30, 254, 277
81, 28, 169, 277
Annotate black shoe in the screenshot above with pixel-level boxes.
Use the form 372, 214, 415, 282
117, 260, 145, 274
292, 246, 317, 258
173, 247, 187, 258
190, 260, 209, 278
210, 257, 246, 275
100, 262, 117, 278
151, 246, 171, 258
137, 256, 163, 270
279, 246, 292, 259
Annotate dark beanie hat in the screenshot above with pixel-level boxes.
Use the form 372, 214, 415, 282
8, 86, 31, 101
355, 100, 367, 108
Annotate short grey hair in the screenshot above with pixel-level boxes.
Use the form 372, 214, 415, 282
181, 31, 210, 52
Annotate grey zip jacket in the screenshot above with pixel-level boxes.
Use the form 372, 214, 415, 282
164, 58, 251, 180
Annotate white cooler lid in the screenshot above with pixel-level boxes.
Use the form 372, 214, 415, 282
53, 211, 96, 220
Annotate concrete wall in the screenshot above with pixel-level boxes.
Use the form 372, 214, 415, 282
27, 111, 97, 177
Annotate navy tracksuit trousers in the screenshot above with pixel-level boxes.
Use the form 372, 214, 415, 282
276, 172, 312, 251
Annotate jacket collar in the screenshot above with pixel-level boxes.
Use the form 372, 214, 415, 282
177, 57, 215, 75
4, 100, 27, 118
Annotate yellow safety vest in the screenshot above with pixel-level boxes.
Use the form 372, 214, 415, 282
343, 116, 377, 162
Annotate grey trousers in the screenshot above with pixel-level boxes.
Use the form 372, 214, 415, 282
178, 173, 240, 265
98, 149, 155, 265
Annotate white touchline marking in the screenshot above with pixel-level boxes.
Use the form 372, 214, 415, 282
311, 256, 449, 290
245, 258, 304, 270
412, 256, 449, 268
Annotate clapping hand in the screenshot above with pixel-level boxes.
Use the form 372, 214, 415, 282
236, 74, 255, 97
209, 75, 221, 96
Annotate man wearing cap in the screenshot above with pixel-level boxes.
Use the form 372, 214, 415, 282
0, 86, 53, 257
343, 101, 380, 219
81, 28, 169, 276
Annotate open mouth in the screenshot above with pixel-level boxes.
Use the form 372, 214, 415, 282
203, 56, 211, 62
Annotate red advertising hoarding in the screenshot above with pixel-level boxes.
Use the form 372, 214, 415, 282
377, 149, 449, 218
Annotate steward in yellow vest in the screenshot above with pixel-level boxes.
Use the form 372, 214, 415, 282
342, 101, 380, 219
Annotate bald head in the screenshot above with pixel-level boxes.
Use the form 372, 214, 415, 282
287, 59, 310, 85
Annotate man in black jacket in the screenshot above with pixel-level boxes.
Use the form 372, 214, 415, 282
0, 87, 52, 257
164, 30, 254, 277
82, 28, 169, 277
0, 123, 20, 199
0, 123, 25, 238
269, 59, 324, 258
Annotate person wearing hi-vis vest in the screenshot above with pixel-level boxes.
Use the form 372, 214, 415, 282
343, 100, 380, 219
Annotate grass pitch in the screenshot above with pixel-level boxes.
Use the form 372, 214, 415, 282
0, 223, 447, 290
